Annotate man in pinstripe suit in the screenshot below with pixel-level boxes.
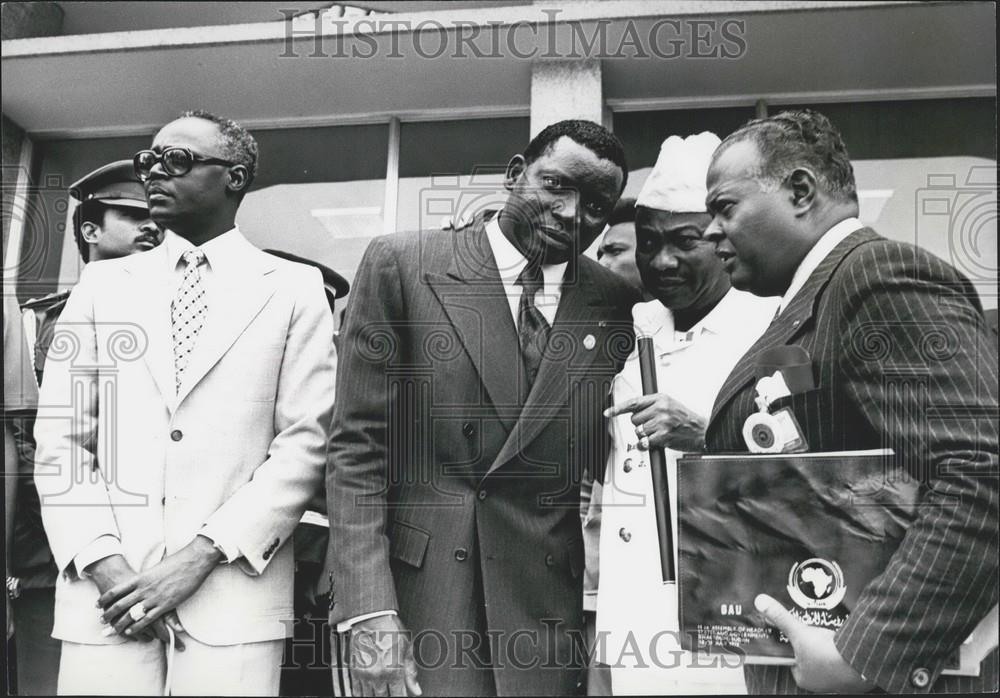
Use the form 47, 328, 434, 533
702, 110, 998, 693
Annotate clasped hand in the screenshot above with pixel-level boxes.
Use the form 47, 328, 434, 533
92, 536, 222, 649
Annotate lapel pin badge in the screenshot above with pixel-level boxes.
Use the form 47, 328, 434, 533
583, 334, 596, 350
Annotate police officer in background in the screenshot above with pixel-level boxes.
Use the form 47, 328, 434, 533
21, 160, 163, 382
10, 161, 161, 695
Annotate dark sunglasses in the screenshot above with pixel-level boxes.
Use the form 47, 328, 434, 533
133, 147, 237, 181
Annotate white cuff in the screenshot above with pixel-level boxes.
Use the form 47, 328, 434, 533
74, 535, 124, 578
198, 528, 242, 565
336, 610, 398, 634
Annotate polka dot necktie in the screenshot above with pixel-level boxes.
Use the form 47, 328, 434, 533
172, 249, 208, 393
515, 262, 550, 390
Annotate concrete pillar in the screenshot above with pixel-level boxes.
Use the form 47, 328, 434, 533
530, 59, 603, 137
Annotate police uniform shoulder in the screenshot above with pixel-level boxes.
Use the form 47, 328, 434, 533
21, 290, 71, 312
263, 248, 349, 299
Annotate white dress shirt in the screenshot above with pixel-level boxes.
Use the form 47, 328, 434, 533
778, 217, 862, 315
484, 213, 567, 326
594, 290, 778, 695
163, 226, 242, 297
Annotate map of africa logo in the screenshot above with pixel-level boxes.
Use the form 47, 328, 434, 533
786, 558, 847, 610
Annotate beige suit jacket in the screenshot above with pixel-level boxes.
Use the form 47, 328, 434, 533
34, 231, 335, 645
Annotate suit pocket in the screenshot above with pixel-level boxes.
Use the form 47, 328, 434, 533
389, 520, 431, 569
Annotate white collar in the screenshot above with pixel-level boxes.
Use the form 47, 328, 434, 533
485, 213, 568, 291
778, 217, 862, 314
635, 287, 768, 352
164, 226, 242, 275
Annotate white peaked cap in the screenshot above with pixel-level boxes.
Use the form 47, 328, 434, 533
636, 131, 722, 213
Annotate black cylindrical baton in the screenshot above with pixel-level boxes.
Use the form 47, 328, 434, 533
637, 335, 676, 583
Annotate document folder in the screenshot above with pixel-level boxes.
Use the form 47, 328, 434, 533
677, 449, 997, 677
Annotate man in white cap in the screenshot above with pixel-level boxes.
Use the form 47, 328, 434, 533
586, 132, 777, 694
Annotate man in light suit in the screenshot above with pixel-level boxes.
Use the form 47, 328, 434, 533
703, 109, 998, 693
327, 120, 640, 696
34, 111, 336, 695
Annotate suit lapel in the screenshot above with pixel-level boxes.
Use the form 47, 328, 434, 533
490, 262, 606, 474
121, 245, 176, 407
709, 228, 878, 426
425, 220, 522, 434
175, 238, 277, 406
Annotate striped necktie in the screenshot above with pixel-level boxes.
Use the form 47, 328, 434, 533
516, 261, 549, 390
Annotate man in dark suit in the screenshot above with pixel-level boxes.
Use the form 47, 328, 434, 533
326, 120, 639, 696
703, 109, 998, 693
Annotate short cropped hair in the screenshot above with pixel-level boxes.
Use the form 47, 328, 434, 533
719, 109, 857, 203
72, 200, 105, 263
608, 197, 637, 226
523, 120, 629, 192
181, 109, 259, 191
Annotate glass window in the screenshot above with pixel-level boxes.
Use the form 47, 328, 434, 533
395, 117, 529, 233
778, 98, 996, 160
238, 123, 389, 304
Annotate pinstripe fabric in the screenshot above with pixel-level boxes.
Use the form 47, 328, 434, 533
706, 229, 999, 694
325, 215, 639, 696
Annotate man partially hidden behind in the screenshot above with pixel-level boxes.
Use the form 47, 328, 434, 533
327, 120, 640, 696
596, 197, 643, 293
593, 133, 776, 694
703, 110, 998, 693
10, 162, 162, 696
34, 111, 336, 695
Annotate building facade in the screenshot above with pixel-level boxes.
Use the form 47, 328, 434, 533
3, 1, 996, 315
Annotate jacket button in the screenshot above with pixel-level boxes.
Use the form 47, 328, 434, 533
910, 668, 931, 689
454, 548, 468, 562
170, 429, 183, 441
619, 527, 631, 543
462, 422, 475, 437
477, 489, 487, 501
623, 459, 633, 473
545, 554, 555, 567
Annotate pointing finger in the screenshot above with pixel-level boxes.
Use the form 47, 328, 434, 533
604, 395, 655, 418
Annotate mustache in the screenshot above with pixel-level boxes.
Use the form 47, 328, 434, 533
646, 274, 687, 284
145, 182, 170, 196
